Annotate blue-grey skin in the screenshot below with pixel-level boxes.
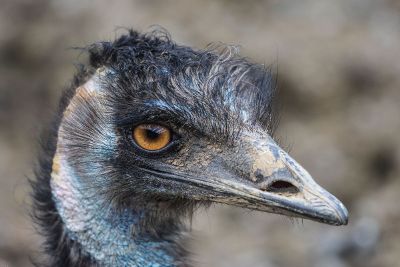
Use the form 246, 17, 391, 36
50, 62, 348, 266
52, 155, 175, 267
51, 75, 180, 266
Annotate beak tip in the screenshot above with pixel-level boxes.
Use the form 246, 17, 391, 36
324, 200, 349, 226
336, 203, 349, 226
310, 193, 349, 226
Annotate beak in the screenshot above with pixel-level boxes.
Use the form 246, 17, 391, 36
206, 132, 349, 226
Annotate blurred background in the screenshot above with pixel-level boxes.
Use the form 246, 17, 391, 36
1, 0, 399, 266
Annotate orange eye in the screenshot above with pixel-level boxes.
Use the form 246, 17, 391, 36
132, 124, 172, 151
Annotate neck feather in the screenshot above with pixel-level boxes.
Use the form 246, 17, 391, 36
49, 149, 188, 267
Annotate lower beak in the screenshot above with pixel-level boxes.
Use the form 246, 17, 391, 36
210, 134, 348, 226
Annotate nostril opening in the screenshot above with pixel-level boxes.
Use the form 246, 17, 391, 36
266, 181, 299, 194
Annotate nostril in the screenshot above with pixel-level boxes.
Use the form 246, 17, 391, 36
266, 180, 299, 194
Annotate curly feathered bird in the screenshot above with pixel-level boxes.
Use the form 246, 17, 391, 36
32, 30, 348, 267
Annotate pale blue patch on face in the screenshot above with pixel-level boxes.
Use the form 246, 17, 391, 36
143, 99, 190, 119
54, 162, 175, 267
52, 155, 176, 267
52, 72, 178, 266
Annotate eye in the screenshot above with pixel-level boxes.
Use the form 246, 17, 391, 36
132, 124, 172, 151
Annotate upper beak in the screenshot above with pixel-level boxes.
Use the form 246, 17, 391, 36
208, 132, 349, 226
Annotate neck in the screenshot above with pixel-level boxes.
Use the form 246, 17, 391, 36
48, 150, 187, 267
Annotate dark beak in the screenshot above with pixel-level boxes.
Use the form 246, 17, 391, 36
205, 132, 349, 226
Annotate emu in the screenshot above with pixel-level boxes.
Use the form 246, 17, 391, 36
32, 30, 348, 267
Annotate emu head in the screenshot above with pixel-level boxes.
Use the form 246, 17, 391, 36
55, 31, 348, 228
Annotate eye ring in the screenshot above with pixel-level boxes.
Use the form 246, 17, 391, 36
132, 124, 172, 152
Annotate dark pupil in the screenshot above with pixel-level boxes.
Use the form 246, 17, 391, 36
145, 128, 161, 140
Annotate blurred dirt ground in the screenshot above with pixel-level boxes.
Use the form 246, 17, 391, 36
0, 1, 399, 266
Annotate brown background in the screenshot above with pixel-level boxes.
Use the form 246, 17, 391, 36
1, 1, 399, 266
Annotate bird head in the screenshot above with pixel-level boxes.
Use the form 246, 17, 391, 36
57, 31, 348, 227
